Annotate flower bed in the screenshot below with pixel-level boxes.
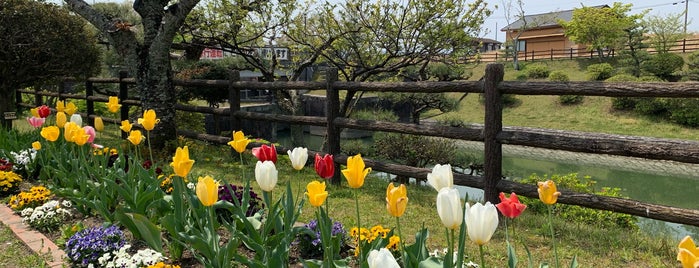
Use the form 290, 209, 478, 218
0, 101, 693, 267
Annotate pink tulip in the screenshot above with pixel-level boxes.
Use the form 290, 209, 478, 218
83, 126, 96, 143
27, 117, 45, 128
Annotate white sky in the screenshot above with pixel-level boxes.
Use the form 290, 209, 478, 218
51, 0, 697, 42
486, 0, 698, 41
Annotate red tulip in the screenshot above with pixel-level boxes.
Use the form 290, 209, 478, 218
252, 144, 277, 163
314, 153, 334, 179
495, 192, 527, 219
37, 105, 51, 118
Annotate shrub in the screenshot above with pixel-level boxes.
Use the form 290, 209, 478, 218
341, 139, 374, 157
373, 133, 456, 184
525, 63, 550, 79
515, 72, 528, 81
548, 71, 569, 82
517, 173, 638, 229
665, 98, 699, 127
558, 95, 584, 105
686, 51, 699, 81
607, 74, 640, 110
66, 225, 126, 267
586, 63, 615, 81
642, 53, 684, 81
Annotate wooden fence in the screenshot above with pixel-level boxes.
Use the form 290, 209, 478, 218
14, 64, 699, 227
475, 37, 699, 62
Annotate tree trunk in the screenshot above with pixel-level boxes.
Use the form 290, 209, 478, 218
0, 89, 14, 129
137, 47, 177, 150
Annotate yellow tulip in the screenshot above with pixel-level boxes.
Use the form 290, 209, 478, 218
32, 141, 41, 150
94, 117, 104, 132
120, 120, 132, 133
30, 107, 39, 118
305, 181, 328, 207
63, 122, 81, 142
196, 175, 219, 206
678, 236, 699, 268
537, 180, 561, 205
65, 102, 77, 116
138, 109, 159, 131
40, 126, 60, 142
56, 101, 65, 113
127, 130, 144, 145
107, 96, 121, 113
72, 130, 90, 146
386, 183, 408, 217
342, 154, 371, 189
170, 146, 195, 178
227, 130, 250, 153
55, 112, 67, 128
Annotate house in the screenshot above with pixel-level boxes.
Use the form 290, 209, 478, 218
473, 38, 502, 53
500, 5, 608, 56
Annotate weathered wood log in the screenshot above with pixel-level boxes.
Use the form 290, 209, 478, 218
483, 64, 504, 204
334, 118, 483, 140
497, 180, 699, 227
333, 81, 483, 93
499, 126, 699, 164
501, 81, 699, 97
235, 111, 326, 126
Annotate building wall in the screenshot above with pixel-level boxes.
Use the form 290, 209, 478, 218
504, 26, 587, 54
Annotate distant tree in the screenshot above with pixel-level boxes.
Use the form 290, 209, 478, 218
560, 3, 645, 59
0, 0, 100, 129
645, 13, 687, 53
618, 20, 650, 77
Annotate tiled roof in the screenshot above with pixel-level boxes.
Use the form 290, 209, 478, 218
501, 5, 608, 31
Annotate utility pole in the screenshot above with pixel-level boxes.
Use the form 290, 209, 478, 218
684, 0, 689, 35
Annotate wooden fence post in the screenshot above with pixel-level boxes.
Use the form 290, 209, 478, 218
228, 70, 241, 133
483, 63, 504, 204
118, 71, 129, 139
86, 80, 94, 126
325, 68, 342, 185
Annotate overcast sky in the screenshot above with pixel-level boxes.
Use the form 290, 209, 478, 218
51, 0, 697, 42
486, 0, 697, 41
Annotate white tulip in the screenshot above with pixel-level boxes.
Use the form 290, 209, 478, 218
255, 160, 278, 192
287, 147, 308, 170
465, 201, 499, 245
427, 164, 453, 191
436, 187, 463, 230
367, 248, 400, 268
70, 114, 83, 126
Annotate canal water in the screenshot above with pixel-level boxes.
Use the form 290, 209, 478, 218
276, 131, 699, 240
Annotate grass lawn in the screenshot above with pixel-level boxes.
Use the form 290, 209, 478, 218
0, 223, 50, 267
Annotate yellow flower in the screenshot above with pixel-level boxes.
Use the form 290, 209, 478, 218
32, 141, 41, 150
170, 146, 195, 178
196, 175, 218, 206
63, 122, 81, 142
107, 96, 121, 113
72, 130, 90, 146
537, 180, 561, 205
94, 117, 104, 132
127, 130, 144, 145
55, 101, 65, 113
386, 183, 408, 217
305, 181, 328, 207
30, 107, 39, 118
65, 102, 77, 116
55, 112, 66, 128
227, 131, 250, 153
138, 109, 159, 131
40, 126, 60, 142
120, 120, 132, 133
386, 235, 400, 251
342, 154, 371, 189
678, 236, 699, 268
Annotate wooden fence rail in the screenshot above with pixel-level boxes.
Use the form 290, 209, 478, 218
13, 63, 699, 227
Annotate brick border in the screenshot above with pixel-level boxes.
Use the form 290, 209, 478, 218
0, 204, 66, 267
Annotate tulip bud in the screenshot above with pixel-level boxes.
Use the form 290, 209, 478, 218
436, 187, 462, 230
